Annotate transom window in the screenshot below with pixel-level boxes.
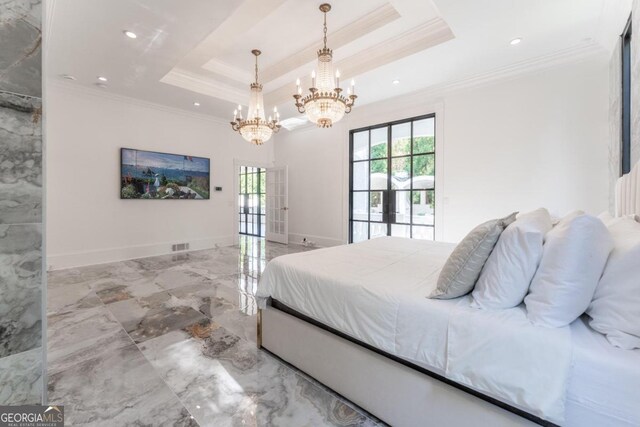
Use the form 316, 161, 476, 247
349, 114, 436, 243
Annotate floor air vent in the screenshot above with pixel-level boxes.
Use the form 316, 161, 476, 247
172, 243, 190, 252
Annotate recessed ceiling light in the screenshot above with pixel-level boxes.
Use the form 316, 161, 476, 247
392, 79, 400, 85
61, 74, 76, 80
193, 102, 201, 107
97, 76, 108, 82
510, 38, 522, 46
123, 30, 137, 39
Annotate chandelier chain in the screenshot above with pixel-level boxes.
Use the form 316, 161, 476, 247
323, 11, 327, 49
254, 54, 258, 84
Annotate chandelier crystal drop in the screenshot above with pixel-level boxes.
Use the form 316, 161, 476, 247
231, 49, 281, 145
293, 3, 357, 128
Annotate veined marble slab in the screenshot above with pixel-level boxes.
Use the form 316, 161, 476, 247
0, 346, 42, 405
46, 236, 382, 426
106, 290, 207, 344
47, 305, 132, 375
0, 223, 41, 357
47, 280, 102, 315
0, 0, 42, 98
48, 343, 198, 426
0, 91, 42, 224
139, 322, 378, 427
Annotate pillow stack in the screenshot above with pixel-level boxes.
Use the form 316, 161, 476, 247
471, 208, 552, 309
430, 209, 639, 350
586, 216, 640, 349
524, 213, 613, 327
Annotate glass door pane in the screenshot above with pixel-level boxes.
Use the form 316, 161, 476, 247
352, 192, 368, 221
239, 166, 266, 237
350, 115, 436, 243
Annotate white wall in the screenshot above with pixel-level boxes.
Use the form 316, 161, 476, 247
275, 55, 610, 244
46, 83, 273, 269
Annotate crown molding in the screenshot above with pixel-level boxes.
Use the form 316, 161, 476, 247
48, 39, 604, 133
265, 17, 454, 106
259, 3, 401, 84
160, 68, 246, 106
47, 79, 230, 125
429, 39, 605, 96
361, 40, 605, 117
283, 40, 606, 133
201, 59, 252, 84
338, 17, 453, 81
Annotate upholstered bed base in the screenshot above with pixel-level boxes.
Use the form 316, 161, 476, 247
259, 302, 547, 427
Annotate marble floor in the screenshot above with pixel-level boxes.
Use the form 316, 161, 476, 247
47, 236, 383, 426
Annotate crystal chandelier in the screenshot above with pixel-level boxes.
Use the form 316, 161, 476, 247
293, 3, 357, 128
231, 50, 281, 145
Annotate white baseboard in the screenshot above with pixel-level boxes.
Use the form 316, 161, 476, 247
288, 233, 344, 248
47, 235, 236, 271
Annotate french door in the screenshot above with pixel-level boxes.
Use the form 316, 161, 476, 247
349, 114, 436, 243
239, 166, 265, 237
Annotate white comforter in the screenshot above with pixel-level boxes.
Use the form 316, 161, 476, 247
257, 237, 572, 424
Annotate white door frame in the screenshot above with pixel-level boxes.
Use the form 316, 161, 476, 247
233, 159, 274, 246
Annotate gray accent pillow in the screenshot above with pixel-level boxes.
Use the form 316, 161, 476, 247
429, 212, 517, 299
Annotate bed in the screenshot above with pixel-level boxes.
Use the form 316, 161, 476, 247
256, 164, 640, 427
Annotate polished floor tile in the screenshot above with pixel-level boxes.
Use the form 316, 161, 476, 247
140, 321, 377, 427
47, 305, 132, 375
47, 236, 382, 426
48, 344, 197, 427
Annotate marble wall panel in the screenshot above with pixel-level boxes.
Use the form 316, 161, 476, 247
0, 223, 42, 358
0, 347, 42, 405
0, 0, 43, 406
0, 0, 42, 98
0, 91, 42, 224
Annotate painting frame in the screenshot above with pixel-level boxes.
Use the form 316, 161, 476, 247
120, 148, 211, 200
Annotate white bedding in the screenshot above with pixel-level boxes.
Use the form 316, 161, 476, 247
565, 317, 640, 426
257, 236, 457, 372
447, 297, 571, 424
257, 237, 574, 424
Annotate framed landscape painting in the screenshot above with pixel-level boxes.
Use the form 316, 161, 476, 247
120, 148, 210, 200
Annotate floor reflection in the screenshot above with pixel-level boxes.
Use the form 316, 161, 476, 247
47, 236, 382, 426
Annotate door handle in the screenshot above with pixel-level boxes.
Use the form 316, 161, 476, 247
281, 207, 289, 211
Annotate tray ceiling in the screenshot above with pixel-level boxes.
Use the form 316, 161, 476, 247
47, 0, 631, 123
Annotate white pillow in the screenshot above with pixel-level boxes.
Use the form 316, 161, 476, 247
598, 211, 615, 225
524, 213, 613, 328
471, 208, 552, 309
587, 217, 640, 349
598, 210, 640, 226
